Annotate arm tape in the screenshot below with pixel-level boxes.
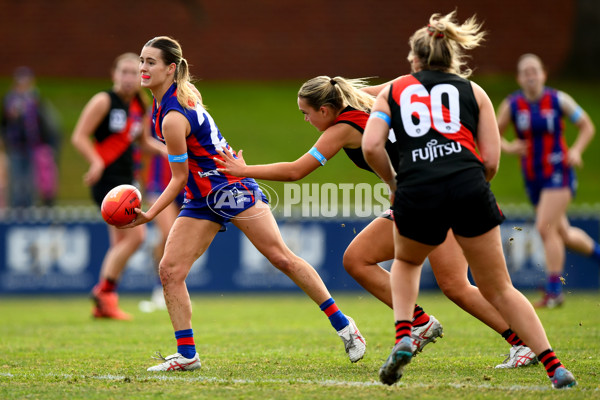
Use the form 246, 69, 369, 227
168, 152, 188, 162
308, 147, 327, 166
570, 106, 583, 124
370, 111, 391, 127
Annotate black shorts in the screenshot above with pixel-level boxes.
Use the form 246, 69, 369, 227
91, 176, 135, 208
392, 169, 505, 246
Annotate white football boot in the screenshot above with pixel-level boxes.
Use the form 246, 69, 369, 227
411, 315, 444, 355
337, 316, 366, 363
495, 345, 538, 368
147, 352, 201, 372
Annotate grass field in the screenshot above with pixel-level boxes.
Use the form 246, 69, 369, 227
1, 291, 598, 399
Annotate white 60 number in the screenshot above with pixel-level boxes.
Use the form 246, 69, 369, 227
399, 83, 461, 137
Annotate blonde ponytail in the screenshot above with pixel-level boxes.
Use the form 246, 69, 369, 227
298, 76, 374, 113
408, 11, 486, 78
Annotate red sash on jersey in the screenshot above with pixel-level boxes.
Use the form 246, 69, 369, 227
95, 98, 144, 167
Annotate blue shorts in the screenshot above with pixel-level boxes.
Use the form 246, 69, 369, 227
525, 168, 576, 206
178, 178, 268, 231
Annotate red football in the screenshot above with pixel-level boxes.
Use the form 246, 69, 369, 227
101, 184, 142, 227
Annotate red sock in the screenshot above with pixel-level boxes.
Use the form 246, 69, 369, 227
395, 320, 412, 344
501, 329, 525, 346
412, 304, 430, 327
538, 349, 563, 378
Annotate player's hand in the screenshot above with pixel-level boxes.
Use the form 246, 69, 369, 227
84, 159, 105, 186
118, 208, 151, 229
502, 139, 527, 157
214, 148, 247, 176
567, 148, 583, 168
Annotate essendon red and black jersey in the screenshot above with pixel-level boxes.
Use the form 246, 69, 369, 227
335, 106, 399, 173
93, 90, 145, 181
388, 70, 483, 187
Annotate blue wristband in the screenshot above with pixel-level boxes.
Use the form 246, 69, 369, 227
370, 111, 391, 127
570, 106, 583, 123
308, 147, 327, 166
168, 152, 188, 162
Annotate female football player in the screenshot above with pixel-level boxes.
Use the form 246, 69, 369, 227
126, 36, 366, 371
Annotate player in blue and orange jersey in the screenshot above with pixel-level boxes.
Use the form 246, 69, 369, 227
124, 36, 366, 371
497, 53, 600, 308
215, 75, 538, 368
363, 11, 575, 388
71, 53, 166, 320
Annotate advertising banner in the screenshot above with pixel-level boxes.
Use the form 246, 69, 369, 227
0, 213, 598, 294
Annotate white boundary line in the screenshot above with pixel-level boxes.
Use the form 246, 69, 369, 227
3, 372, 594, 392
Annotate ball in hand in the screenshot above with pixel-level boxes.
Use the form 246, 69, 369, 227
101, 184, 142, 227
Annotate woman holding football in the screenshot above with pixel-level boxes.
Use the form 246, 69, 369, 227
126, 36, 367, 371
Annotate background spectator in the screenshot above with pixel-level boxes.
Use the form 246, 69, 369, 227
0, 67, 60, 207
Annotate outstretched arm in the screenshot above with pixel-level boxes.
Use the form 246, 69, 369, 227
215, 148, 321, 181
215, 123, 357, 181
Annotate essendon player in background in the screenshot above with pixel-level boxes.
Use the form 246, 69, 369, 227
362, 11, 576, 389
497, 53, 600, 309
71, 53, 165, 320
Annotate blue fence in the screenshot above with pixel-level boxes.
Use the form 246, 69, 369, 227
0, 209, 598, 294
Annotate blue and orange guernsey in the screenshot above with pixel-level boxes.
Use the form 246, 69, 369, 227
151, 83, 244, 201
508, 87, 569, 183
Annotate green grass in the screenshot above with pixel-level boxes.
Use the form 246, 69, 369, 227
1, 292, 599, 399
1, 75, 600, 211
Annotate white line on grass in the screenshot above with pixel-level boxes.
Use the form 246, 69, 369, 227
5, 372, 590, 392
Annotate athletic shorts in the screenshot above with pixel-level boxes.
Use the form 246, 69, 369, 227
392, 169, 505, 246
524, 168, 576, 206
178, 178, 268, 231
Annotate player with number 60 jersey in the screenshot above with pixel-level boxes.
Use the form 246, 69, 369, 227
388, 71, 482, 187
363, 11, 576, 388
214, 73, 546, 366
